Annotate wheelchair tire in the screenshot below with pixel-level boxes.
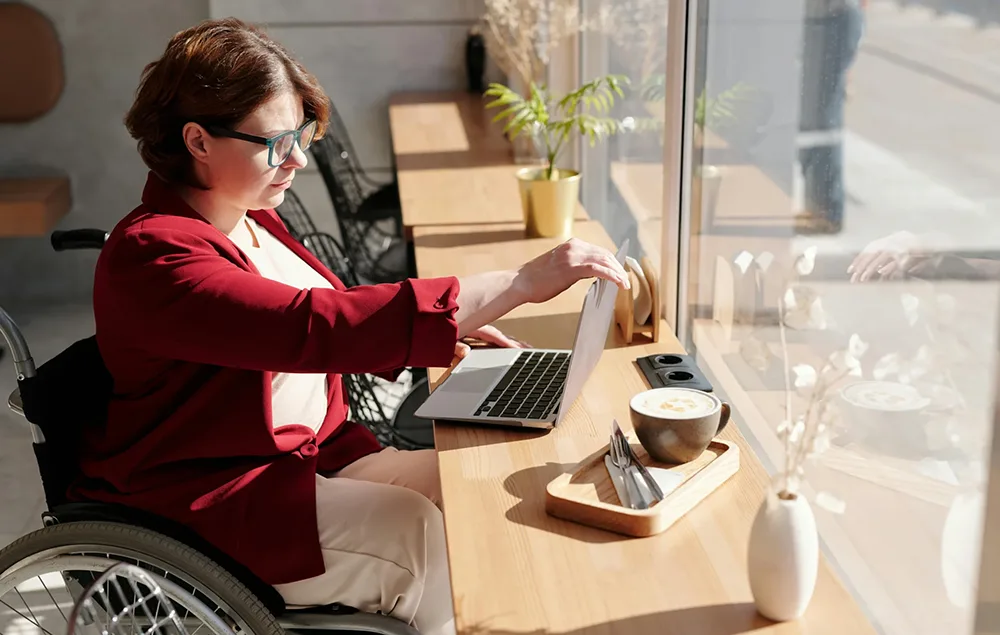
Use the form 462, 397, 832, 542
0, 521, 284, 635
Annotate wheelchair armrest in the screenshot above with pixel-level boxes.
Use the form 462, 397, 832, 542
8, 387, 23, 416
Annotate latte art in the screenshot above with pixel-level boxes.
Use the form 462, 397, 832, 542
842, 381, 927, 412
637, 388, 717, 418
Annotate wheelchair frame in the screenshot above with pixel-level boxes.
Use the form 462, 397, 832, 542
0, 229, 421, 635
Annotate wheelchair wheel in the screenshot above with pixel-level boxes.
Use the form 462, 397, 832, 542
0, 521, 284, 634
69, 562, 236, 634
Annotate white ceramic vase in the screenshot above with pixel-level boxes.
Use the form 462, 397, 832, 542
747, 489, 819, 621
941, 490, 986, 608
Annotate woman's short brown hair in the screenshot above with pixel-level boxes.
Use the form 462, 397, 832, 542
125, 18, 330, 188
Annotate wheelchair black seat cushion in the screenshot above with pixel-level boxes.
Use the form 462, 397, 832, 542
17, 335, 111, 507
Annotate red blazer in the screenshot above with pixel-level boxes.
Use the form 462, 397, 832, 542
72, 172, 460, 585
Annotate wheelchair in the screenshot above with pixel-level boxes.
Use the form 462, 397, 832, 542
0, 230, 420, 634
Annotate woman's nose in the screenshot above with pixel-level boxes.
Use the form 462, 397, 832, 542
285, 140, 309, 170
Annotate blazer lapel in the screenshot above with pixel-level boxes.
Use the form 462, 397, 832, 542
248, 209, 347, 291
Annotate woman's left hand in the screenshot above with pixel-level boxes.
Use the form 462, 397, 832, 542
454, 325, 530, 360
514, 238, 630, 305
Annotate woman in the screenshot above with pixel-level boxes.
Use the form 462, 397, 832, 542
71, 17, 628, 635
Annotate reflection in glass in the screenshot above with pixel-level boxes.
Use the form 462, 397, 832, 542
683, 1, 999, 633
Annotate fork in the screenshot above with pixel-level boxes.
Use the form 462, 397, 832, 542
609, 433, 647, 509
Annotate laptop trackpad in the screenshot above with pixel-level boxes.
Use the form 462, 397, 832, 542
441, 366, 503, 393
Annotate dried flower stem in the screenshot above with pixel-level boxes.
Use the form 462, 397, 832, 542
778, 292, 794, 495
792, 367, 850, 474
482, 0, 585, 93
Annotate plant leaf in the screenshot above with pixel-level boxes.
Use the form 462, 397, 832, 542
793, 364, 818, 391
873, 353, 900, 380
848, 333, 869, 359
796, 246, 818, 276
490, 104, 523, 123
901, 293, 921, 326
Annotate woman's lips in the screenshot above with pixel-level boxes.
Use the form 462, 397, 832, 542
272, 180, 293, 190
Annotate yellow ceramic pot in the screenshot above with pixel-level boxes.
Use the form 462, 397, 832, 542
516, 167, 581, 239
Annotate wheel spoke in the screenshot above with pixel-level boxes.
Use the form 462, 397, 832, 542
38, 574, 70, 625
2, 594, 56, 635
14, 588, 56, 635
3, 547, 252, 634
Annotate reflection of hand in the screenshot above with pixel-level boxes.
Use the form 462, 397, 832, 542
455, 325, 531, 361
514, 238, 629, 304
848, 231, 925, 282
464, 324, 531, 349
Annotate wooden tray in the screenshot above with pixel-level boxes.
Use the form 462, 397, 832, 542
545, 439, 739, 537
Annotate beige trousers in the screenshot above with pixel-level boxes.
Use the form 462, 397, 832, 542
273, 448, 455, 635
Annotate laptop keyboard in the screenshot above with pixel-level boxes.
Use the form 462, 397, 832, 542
474, 351, 571, 421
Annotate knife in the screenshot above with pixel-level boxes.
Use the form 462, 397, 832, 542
612, 419, 665, 501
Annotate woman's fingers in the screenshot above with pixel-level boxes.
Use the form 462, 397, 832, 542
848, 251, 879, 279
877, 258, 905, 279
454, 341, 471, 359
470, 325, 529, 348
564, 239, 629, 287
862, 252, 902, 282
850, 251, 889, 282
576, 251, 630, 290
581, 262, 630, 290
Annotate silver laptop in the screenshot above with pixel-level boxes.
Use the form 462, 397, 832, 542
415, 241, 628, 429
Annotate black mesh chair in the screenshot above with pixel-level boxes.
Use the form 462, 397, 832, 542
324, 101, 402, 211
311, 134, 411, 284
276, 191, 433, 450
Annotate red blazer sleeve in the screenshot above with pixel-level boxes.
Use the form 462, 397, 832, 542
98, 225, 459, 374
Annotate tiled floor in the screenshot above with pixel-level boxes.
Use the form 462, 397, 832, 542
0, 301, 96, 550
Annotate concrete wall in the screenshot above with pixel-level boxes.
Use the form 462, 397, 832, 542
210, 0, 501, 254
1, 0, 498, 307
0, 0, 211, 306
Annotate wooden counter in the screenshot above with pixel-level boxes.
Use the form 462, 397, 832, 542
413, 220, 876, 635
610, 160, 794, 229
390, 92, 588, 231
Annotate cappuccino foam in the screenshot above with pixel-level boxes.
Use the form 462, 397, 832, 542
842, 381, 927, 411
636, 388, 717, 419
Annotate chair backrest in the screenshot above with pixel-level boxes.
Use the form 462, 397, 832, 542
17, 336, 112, 508
324, 100, 364, 171
274, 189, 319, 240
311, 134, 368, 219
276, 190, 364, 288
300, 231, 362, 288
0, 3, 64, 122
310, 138, 394, 281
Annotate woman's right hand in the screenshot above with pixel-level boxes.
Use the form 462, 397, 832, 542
513, 238, 630, 304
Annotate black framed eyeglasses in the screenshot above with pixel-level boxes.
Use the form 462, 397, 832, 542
205, 119, 318, 168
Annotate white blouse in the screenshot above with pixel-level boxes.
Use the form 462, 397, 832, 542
229, 216, 332, 433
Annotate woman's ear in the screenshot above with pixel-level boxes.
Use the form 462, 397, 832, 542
182, 122, 211, 163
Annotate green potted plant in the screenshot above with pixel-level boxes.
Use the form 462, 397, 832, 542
484, 75, 628, 239
640, 79, 757, 224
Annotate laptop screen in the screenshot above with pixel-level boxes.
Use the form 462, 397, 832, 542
553, 240, 629, 424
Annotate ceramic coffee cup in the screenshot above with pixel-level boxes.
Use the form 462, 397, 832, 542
629, 387, 731, 463
837, 380, 930, 452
